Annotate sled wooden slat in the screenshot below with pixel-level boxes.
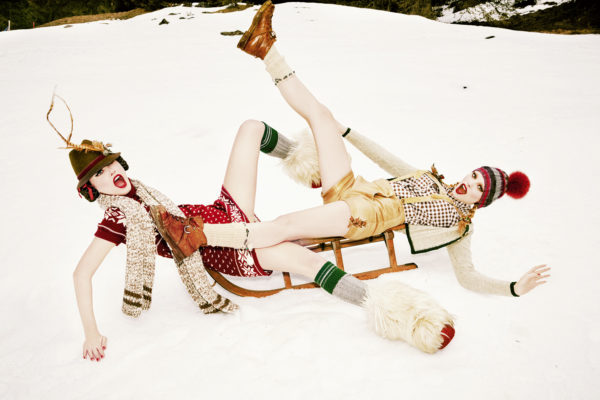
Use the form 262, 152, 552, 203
207, 224, 417, 298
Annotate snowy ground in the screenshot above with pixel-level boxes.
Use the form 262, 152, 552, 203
1, 2, 599, 399
437, 0, 573, 23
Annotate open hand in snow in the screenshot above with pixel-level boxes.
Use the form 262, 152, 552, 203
514, 264, 550, 296
83, 333, 107, 362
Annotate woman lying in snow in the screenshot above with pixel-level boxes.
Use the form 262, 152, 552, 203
234, 0, 550, 331
57, 112, 453, 361
53, 67, 455, 360
57, 0, 545, 363
239, 1, 548, 299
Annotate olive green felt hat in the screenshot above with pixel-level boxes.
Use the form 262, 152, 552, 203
46, 93, 125, 189
69, 140, 121, 189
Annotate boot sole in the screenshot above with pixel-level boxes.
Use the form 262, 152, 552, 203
237, 1, 272, 51
150, 206, 186, 263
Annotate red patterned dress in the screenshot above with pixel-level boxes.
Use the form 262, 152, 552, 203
95, 184, 270, 277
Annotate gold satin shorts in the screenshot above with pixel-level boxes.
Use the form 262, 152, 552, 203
322, 171, 405, 240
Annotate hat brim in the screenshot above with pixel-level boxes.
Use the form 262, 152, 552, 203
76, 152, 121, 189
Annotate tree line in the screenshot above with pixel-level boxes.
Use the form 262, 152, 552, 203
1, 0, 598, 33
1, 0, 168, 30
1, 0, 446, 30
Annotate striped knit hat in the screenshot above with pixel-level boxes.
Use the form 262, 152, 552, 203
475, 167, 530, 208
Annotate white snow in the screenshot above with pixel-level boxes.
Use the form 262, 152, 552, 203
1, 2, 599, 399
437, 0, 573, 24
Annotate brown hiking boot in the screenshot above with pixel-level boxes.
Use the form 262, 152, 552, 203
150, 205, 207, 262
237, 0, 276, 60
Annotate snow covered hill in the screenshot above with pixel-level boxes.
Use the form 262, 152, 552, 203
437, 0, 573, 23
0, 2, 599, 399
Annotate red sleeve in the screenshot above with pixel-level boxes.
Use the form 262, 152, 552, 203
94, 207, 127, 246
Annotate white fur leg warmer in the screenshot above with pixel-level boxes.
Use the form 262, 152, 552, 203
280, 129, 321, 188
364, 281, 454, 354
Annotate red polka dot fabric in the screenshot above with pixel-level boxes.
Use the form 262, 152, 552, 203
95, 185, 270, 277
193, 186, 270, 277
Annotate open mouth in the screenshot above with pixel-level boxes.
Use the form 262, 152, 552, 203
455, 183, 467, 195
113, 174, 127, 189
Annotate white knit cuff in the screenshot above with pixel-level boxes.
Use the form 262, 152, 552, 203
264, 46, 294, 85
204, 223, 250, 250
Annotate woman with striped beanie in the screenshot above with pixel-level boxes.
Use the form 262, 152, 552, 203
52, 92, 456, 359
230, 0, 550, 348
455, 167, 530, 208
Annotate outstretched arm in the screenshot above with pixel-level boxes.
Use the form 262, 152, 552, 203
73, 237, 114, 362
343, 129, 419, 177
446, 234, 512, 295
446, 234, 549, 296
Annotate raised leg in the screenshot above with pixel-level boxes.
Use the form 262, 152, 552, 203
275, 67, 351, 193
237, 1, 351, 192
222, 119, 265, 219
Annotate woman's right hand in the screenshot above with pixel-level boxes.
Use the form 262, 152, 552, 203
514, 264, 550, 296
83, 333, 107, 362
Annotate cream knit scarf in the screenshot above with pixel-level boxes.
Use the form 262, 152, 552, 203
98, 179, 237, 317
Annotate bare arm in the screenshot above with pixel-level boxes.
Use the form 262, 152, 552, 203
73, 237, 115, 362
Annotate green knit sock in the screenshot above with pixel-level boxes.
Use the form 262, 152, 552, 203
260, 122, 293, 159
314, 262, 366, 306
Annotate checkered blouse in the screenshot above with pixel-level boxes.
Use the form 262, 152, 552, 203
391, 174, 473, 228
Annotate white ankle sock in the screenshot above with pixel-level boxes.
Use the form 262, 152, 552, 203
204, 223, 250, 250
264, 46, 295, 85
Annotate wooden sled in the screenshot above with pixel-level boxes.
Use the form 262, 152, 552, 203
206, 224, 418, 298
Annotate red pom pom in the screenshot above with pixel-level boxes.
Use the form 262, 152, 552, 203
506, 171, 530, 199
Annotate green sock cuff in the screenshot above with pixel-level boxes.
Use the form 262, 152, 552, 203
314, 262, 347, 294
260, 122, 279, 154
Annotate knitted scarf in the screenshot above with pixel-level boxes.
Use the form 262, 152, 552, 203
97, 179, 237, 317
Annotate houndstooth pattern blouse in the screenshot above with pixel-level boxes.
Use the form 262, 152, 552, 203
391, 174, 473, 228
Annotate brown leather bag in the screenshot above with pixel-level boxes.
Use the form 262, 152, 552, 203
150, 205, 207, 262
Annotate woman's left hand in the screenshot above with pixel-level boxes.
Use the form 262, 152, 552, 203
514, 264, 550, 296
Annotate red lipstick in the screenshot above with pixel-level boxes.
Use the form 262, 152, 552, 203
455, 183, 467, 195
113, 174, 127, 189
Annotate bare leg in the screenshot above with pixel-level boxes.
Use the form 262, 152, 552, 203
233, 6, 456, 351
255, 241, 324, 279
247, 200, 350, 249
219, 118, 350, 248
222, 119, 264, 219
276, 74, 351, 193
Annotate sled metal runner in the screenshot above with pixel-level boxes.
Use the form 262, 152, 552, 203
206, 224, 417, 298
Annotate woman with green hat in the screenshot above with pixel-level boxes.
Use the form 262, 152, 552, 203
51, 91, 456, 361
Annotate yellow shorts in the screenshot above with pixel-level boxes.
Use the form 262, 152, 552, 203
322, 171, 405, 240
